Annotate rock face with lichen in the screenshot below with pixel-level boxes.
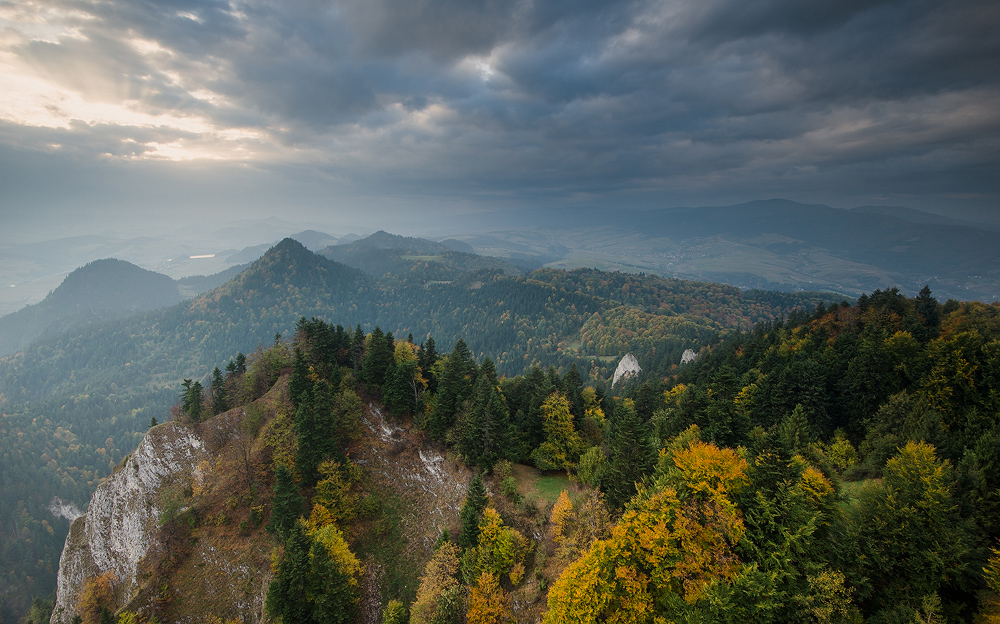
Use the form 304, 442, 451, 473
49, 422, 210, 624
612, 353, 641, 387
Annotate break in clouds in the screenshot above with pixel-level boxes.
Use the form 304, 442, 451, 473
1, 0, 998, 225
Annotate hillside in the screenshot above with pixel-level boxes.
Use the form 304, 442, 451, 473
0, 259, 183, 356
0, 236, 837, 620
42, 291, 1000, 624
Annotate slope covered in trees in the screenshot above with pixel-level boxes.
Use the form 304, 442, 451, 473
0, 259, 183, 357
27, 281, 1000, 624
0, 236, 836, 619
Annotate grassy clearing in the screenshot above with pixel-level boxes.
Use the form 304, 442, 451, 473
511, 463, 575, 509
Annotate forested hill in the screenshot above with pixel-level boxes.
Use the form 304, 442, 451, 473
318, 229, 530, 279
0, 258, 183, 357
43, 291, 1000, 624
0, 236, 838, 620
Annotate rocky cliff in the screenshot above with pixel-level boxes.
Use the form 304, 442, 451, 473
50, 421, 210, 624
48, 375, 473, 624
612, 353, 641, 387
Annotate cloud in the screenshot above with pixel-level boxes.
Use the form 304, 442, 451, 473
0, 0, 997, 229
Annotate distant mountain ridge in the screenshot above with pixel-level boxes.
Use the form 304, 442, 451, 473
0, 258, 183, 356
434, 199, 1000, 301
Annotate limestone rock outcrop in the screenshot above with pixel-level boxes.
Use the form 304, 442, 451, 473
680, 348, 700, 365
50, 423, 209, 624
612, 353, 641, 387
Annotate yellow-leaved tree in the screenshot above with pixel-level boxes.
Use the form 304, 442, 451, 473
531, 393, 585, 471
543, 433, 748, 623
411, 541, 462, 624
467, 572, 514, 624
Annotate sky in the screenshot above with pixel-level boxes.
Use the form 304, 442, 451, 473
1, 0, 999, 240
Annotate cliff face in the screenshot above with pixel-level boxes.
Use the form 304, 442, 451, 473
48, 375, 473, 624
50, 423, 209, 624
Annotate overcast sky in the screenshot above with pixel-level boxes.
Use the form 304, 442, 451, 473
1, 0, 998, 239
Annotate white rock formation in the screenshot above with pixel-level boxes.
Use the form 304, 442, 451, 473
680, 348, 700, 365
50, 423, 209, 624
612, 353, 641, 387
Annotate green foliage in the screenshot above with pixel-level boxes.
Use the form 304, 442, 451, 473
850, 442, 971, 618
459, 474, 489, 550
266, 521, 361, 624
600, 399, 656, 509
383, 600, 408, 624
268, 464, 303, 541
530, 393, 584, 472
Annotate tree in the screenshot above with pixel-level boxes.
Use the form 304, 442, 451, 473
211, 366, 228, 414
460, 474, 489, 549
310, 524, 362, 624
851, 442, 970, 619
531, 393, 585, 472
600, 399, 656, 509
289, 346, 312, 409
180, 379, 203, 422
410, 541, 462, 624
268, 464, 303, 541
467, 572, 514, 624
266, 522, 314, 624
467, 507, 530, 583
461, 359, 515, 469
362, 326, 395, 389
428, 339, 476, 439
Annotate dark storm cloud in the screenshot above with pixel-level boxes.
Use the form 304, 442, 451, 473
1, 0, 998, 222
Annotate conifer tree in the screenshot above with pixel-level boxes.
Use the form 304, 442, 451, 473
600, 399, 656, 509
211, 366, 227, 414
459, 474, 489, 549
362, 326, 395, 389
419, 336, 439, 393
289, 346, 312, 409
268, 464, 303, 541
461, 359, 514, 469
266, 522, 313, 624
428, 339, 476, 439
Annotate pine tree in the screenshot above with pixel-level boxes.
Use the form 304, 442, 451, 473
268, 464, 303, 541
459, 474, 489, 549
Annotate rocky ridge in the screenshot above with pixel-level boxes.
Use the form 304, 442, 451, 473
50, 422, 211, 624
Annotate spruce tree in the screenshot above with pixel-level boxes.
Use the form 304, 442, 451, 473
419, 336, 440, 393
460, 358, 513, 468
429, 339, 476, 439
362, 326, 395, 389
266, 522, 314, 624
600, 399, 655, 509
211, 366, 227, 414
268, 464, 303, 541
459, 474, 488, 549
289, 346, 312, 409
